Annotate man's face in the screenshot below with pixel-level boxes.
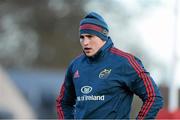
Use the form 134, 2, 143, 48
80, 34, 106, 57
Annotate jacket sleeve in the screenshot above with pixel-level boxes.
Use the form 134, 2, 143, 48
123, 56, 164, 119
56, 64, 76, 119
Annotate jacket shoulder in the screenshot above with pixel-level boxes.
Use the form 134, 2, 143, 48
109, 47, 145, 72
67, 53, 85, 70
109, 47, 134, 61
71, 53, 84, 64
109, 47, 142, 68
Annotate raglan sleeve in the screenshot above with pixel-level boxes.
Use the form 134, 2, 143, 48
123, 56, 164, 119
56, 63, 76, 119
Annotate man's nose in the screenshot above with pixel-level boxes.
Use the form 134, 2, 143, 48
83, 37, 90, 45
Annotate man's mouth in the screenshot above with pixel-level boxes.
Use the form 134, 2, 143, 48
84, 47, 92, 53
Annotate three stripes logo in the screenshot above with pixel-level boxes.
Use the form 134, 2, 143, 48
73, 70, 80, 78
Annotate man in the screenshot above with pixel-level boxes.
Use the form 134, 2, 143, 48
56, 12, 163, 119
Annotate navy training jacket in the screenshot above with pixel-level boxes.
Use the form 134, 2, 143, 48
56, 37, 163, 119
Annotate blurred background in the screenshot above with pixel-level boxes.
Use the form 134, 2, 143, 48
0, 0, 180, 119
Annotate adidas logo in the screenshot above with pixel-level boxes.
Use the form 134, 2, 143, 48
73, 70, 80, 78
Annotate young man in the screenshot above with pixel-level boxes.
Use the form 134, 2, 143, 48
56, 12, 163, 119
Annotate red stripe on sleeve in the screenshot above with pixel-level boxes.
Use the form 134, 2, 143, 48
110, 48, 155, 119
56, 83, 65, 119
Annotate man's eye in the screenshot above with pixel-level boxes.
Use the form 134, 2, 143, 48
80, 36, 84, 39
87, 35, 93, 38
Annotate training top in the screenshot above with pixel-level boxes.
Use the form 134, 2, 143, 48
56, 37, 163, 119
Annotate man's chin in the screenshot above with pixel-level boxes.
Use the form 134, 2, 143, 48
85, 54, 93, 57
85, 52, 95, 57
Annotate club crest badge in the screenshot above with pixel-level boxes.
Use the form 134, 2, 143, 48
99, 68, 112, 79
